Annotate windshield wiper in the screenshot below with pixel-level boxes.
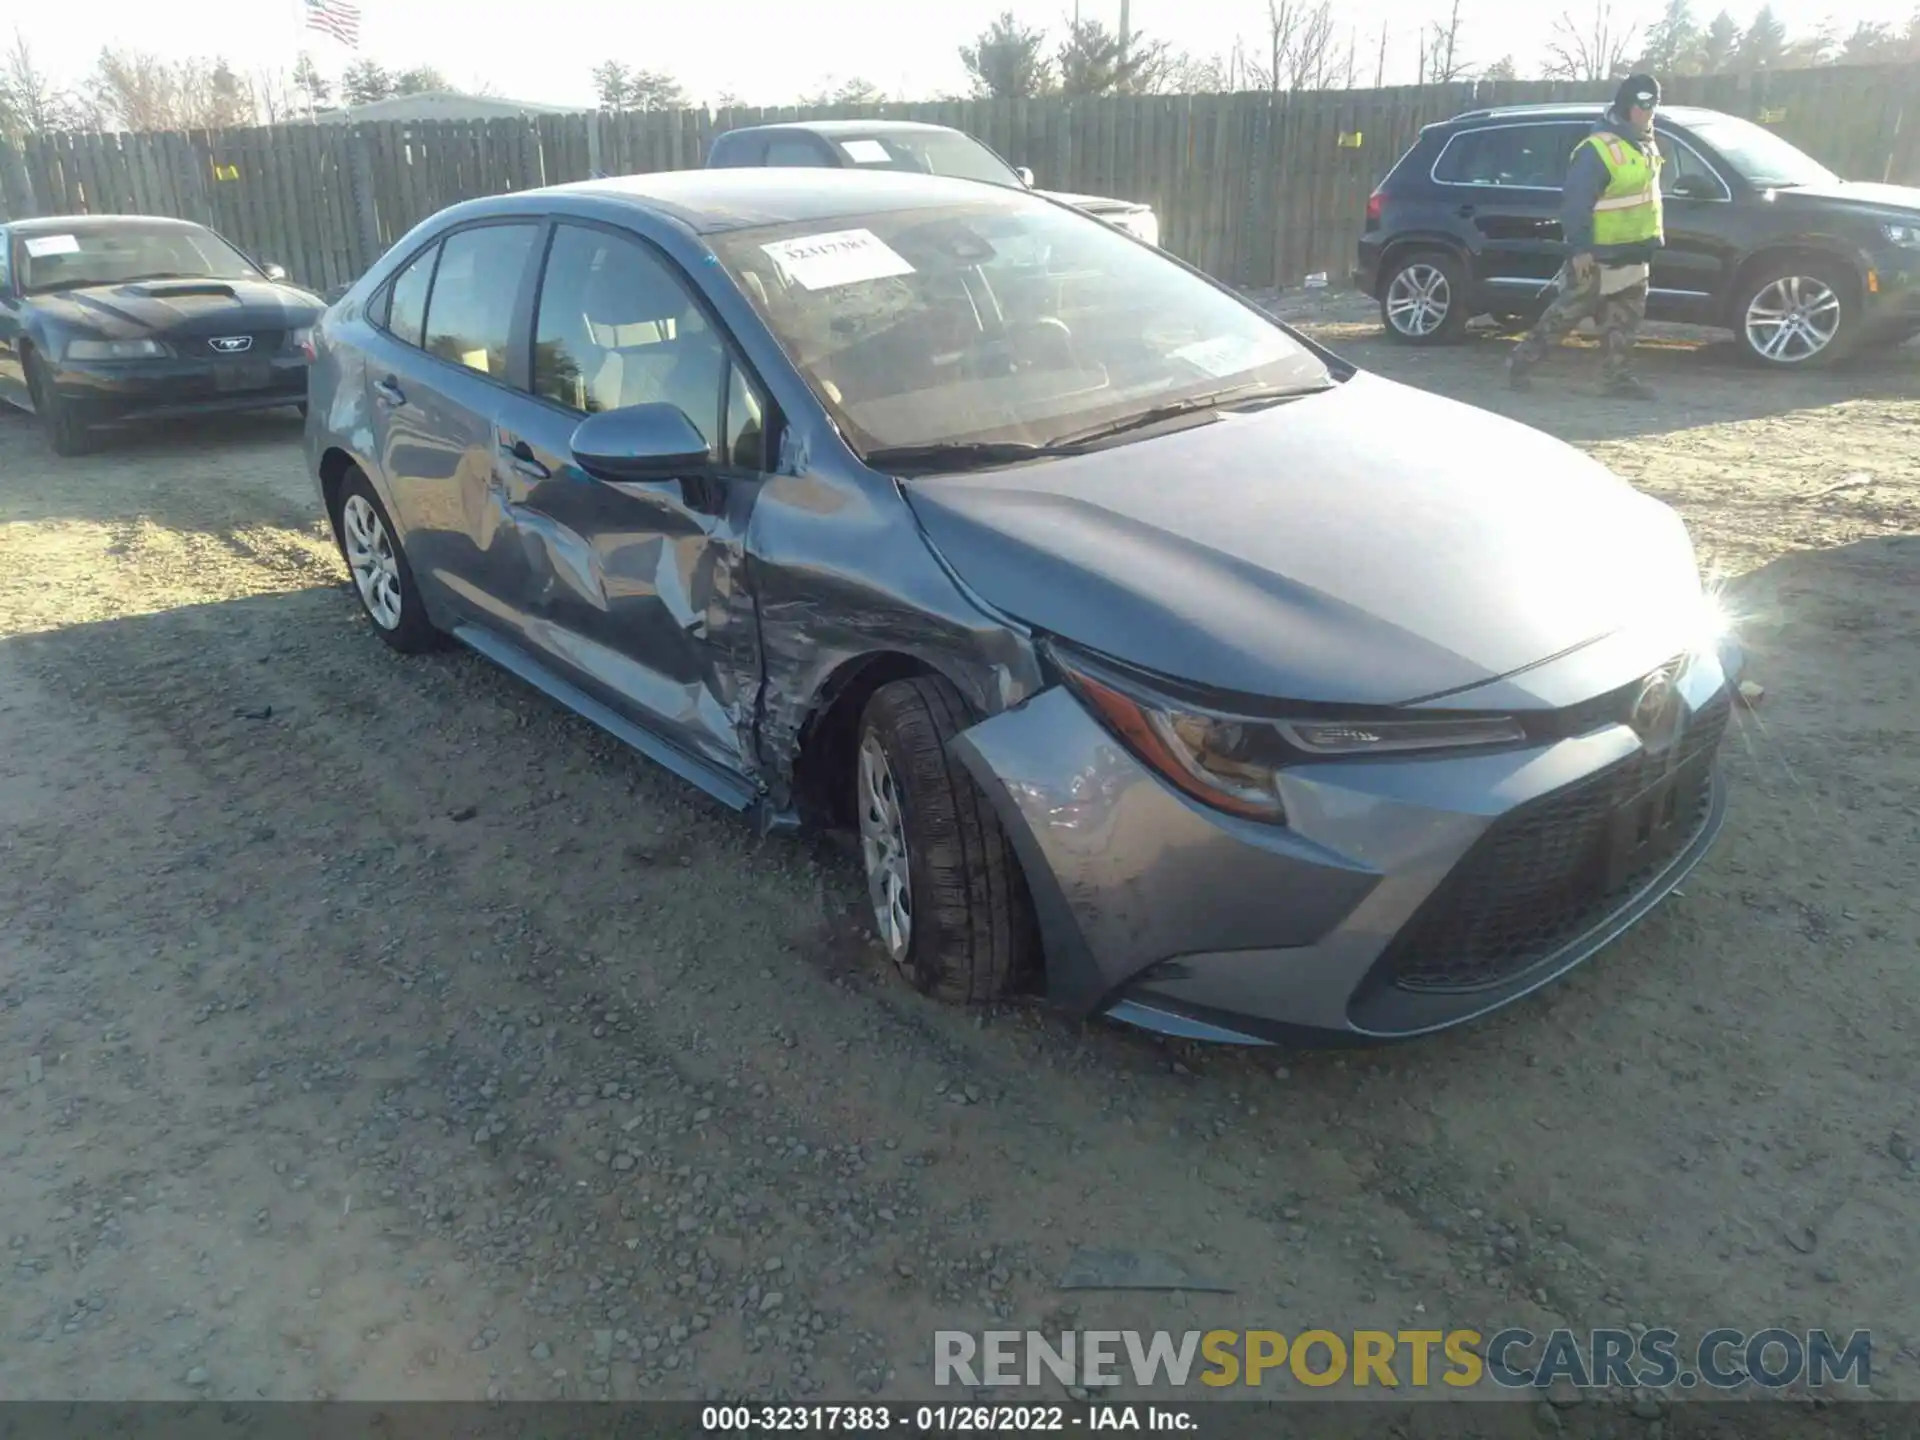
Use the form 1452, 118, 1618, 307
1047, 381, 1334, 449
862, 440, 1086, 476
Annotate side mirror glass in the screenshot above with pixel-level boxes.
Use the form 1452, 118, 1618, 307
1015, 166, 1036, 188
263, 262, 289, 281
571, 403, 713, 483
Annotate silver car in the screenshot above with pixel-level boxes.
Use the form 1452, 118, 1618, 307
305, 168, 1739, 1044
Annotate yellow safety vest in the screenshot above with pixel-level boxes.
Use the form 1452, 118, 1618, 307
1581, 130, 1664, 250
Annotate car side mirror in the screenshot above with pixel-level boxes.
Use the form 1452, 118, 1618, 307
1669, 176, 1716, 200
263, 262, 289, 281
571, 403, 713, 483
1015, 166, 1035, 188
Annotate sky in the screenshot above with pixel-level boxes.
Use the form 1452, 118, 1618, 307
10, 0, 1895, 110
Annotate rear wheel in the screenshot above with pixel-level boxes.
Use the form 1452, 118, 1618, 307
1379, 250, 1469, 345
855, 676, 1039, 1004
24, 350, 93, 456
334, 469, 443, 653
1735, 259, 1857, 368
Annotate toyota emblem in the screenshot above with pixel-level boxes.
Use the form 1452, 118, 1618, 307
209, 335, 253, 353
1629, 667, 1684, 752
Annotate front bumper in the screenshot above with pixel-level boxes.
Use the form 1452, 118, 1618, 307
1862, 245, 1920, 341
952, 645, 1735, 1044
48, 353, 308, 425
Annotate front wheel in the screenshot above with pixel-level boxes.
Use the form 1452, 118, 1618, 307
1379, 250, 1470, 345
25, 351, 93, 456
1735, 260, 1857, 368
855, 676, 1039, 1004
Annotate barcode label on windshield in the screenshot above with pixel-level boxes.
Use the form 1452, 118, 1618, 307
760, 229, 916, 290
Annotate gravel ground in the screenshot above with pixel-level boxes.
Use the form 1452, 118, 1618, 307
1, 315, 1917, 1412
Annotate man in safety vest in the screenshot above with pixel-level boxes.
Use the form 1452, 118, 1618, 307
1507, 74, 1665, 400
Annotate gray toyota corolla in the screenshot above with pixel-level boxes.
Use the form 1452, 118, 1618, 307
305, 168, 1740, 1044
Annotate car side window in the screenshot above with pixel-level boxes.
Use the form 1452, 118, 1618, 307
531, 223, 729, 450
383, 243, 439, 348
421, 223, 538, 378
766, 137, 830, 167
1660, 136, 1728, 199
1435, 124, 1585, 189
0, 232, 11, 293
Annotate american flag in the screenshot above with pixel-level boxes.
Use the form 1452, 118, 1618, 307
304, 0, 362, 47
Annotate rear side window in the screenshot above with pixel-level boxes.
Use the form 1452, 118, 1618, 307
422, 223, 538, 378
383, 244, 438, 347
1434, 124, 1587, 188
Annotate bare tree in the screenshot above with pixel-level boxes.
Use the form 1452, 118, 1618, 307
1542, 1, 1639, 81
1250, 0, 1343, 91
1426, 0, 1471, 83
2, 29, 82, 136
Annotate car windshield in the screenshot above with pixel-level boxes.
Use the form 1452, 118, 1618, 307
828, 132, 1022, 189
17, 223, 259, 294
1685, 116, 1837, 188
711, 194, 1333, 460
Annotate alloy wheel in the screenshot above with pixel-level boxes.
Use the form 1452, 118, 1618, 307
857, 732, 913, 964
1385, 263, 1452, 338
341, 493, 404, 630
1744, 275, 1841, 363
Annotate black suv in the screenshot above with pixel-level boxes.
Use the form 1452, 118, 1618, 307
1356, 103, 1920, 367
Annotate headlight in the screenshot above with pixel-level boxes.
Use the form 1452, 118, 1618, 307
1120, 209, 1160, 247
1057, 653, 1525, 823
65, 337, 169, 360
1881, 221, 1920, 249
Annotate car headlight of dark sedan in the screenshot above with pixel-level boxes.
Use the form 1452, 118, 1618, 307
1881, 221, 1920, 249
64, 337, 172, 361
1053, 648, 1524, 824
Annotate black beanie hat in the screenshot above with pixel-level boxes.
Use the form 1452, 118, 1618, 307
1615, 74, 1660, 112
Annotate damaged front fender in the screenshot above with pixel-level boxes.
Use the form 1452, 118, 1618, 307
949, 685, 1381, 1016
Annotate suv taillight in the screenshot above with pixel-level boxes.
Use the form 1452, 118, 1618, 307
1365, 191, 1383, 225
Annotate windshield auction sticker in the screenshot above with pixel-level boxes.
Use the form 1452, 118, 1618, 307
760, 229, 916, 290
23, 234, 81, 257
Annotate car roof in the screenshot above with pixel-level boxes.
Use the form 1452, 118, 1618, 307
7, 213, 209, 235
527, 166, 1032, 234
1439, 102, 1726, 127
716, 119, 963, 139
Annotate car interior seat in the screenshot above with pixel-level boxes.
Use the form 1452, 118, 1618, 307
580, 261, 726, 435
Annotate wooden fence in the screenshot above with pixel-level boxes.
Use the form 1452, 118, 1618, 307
4, 62, 1916, 294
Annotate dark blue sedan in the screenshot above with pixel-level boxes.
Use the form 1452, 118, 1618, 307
304, 169, 1740, 1045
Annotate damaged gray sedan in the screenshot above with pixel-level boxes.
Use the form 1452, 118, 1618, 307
306, 169, 1739, 1044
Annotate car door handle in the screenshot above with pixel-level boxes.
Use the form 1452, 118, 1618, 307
499, 435, 550, 481
1456, 204, 1477, 218
373, 376, 405, 406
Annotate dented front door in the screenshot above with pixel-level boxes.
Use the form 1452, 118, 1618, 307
483, 220, 768, 779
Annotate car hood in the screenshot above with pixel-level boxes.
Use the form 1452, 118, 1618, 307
903, 372, 1701, 706
28, 277, 325, 341
1036, 188, 1149, 216
1768, 179, 1920, 217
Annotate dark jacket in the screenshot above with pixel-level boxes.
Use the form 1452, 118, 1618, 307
1561, 114, 1664, 265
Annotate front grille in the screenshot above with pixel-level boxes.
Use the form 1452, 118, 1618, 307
1381, 687, 1731, 993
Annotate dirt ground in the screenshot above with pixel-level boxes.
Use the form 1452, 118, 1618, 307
2, 309, 1917, 1413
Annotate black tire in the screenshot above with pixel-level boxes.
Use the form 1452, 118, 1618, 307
1378, 249, 1470, 346
333, 468, 444, 653
855, 676, 1039, 1004
24, 350, 93, 456
1732, 257, 1859, 370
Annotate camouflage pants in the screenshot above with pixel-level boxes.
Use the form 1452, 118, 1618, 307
1509, 267, 1648, 381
